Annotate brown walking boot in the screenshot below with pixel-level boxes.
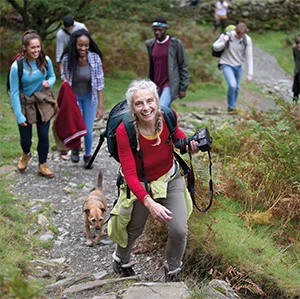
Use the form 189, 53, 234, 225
38, 163, 55, 178
17, 153, 31, 171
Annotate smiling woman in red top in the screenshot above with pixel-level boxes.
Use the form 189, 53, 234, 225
111, 79, 199, 281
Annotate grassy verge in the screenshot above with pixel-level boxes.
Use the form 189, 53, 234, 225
0, 73, 48, 297
183, 99, 300, 298
0, 74, 21, 165
0, 178, 46, 298
185, 196, 300, 298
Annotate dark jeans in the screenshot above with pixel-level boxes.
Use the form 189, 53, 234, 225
214, 18, 227, 32
292, 71, 300, 102
18, 110, 50, 164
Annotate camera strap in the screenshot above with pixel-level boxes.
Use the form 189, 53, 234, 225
187, 150, 214, 213
173, 150, 190, 175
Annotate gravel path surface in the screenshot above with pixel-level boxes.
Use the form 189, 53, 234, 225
247, 46, 293, 109
6, 46, 294, 299
8, 119, 171, 299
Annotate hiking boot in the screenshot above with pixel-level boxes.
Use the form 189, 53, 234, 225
17, 153, 31, 171
164, 261, 181, 282
38, 163, 55, 178
112, 252, 135, 277
71, 148, 80, 163
228, 107, 238, 115
83, 155, 93, 169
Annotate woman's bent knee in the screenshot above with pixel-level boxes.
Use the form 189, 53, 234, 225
168, 225, 188, 241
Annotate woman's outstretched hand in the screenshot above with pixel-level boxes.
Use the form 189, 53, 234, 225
144, 196, 172, 223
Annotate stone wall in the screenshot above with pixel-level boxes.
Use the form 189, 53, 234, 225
198, 0, 300, 31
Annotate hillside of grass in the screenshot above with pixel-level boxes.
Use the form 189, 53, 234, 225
183, 99, 300, 298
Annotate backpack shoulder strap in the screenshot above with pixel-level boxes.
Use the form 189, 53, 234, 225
7, 55, 23, 93
161, 106, 177, 143
161, 107, 194, 182
123, 116, 137, 152
62, 28, 72, 36
17, 57, 24, 88
243, 35, 248, 48
223, 31, 231, 49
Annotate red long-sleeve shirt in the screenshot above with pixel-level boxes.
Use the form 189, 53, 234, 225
116, 116, 186, 203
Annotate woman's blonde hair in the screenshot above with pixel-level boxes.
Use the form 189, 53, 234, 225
125, 79, 163, 150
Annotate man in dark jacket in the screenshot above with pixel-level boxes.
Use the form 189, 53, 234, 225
292, 34, 300, 103
145, 16, 190, 107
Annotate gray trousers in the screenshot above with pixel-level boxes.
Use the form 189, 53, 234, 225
115, 171, 188, 271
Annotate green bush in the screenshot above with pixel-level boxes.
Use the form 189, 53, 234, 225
214, 99, 300, 222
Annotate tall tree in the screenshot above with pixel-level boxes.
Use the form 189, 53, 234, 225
2, 0, 100, 42
2, 0, 182, 43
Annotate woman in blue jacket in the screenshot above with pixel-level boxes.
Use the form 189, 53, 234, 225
10, 30, 56, 178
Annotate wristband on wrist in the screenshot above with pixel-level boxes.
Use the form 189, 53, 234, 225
143, 195, 151, 202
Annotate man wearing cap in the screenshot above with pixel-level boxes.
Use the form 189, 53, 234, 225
146, 16, 190, 107
56, 15, 88, 73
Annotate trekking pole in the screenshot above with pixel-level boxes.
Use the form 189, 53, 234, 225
86, 134, 105, 169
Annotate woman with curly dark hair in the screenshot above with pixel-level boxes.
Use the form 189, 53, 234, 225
61, 29, 104, 168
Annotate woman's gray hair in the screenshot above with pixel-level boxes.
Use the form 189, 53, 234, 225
125, 79, 159, 113
125, 79, 162, 150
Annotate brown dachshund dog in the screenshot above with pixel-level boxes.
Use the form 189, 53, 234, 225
82, 172, 107, 246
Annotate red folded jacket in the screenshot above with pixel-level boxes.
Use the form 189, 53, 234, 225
54, 82, 87, 149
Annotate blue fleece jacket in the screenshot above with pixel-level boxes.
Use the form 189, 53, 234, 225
10, 56, 56, 124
